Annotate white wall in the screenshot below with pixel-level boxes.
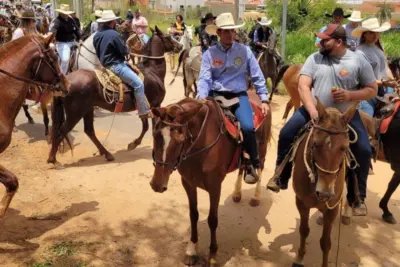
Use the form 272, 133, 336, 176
158, 0, 205, 11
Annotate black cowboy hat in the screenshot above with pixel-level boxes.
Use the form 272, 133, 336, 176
325, 8, 351, 18
204, 12, 216, 21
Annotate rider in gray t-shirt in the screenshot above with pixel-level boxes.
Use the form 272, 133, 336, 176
267, 24, 377, 216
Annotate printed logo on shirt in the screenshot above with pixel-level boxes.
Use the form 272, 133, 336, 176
234, 57, 243, 67
338, 69, 350, 77
212, 58, 224, 67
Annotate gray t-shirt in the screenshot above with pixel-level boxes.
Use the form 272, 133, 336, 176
356, 44, 387, 80
301, 50, 376, 113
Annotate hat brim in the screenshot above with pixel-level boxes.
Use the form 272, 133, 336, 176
258, 20, 272, 26
56, 10, 75, 15
315, 32, 332, 40
97, 16, 120, 23
205, 23, 245, 35
326, 14, 351, 18
351, 22, 391, 38
348, 18, 363, 22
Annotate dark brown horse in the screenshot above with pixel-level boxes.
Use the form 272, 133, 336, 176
150, 90, 272, 266
47, 26, 182, 165
291, 98, 358, 267
0, 33, 68, 216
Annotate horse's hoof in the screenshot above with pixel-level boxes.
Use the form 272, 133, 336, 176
183, 255, 198, 266
28, 118, 35, 124
105, 154, 115, 162
292, 263, 304, 267
341, 215, 351, 225
316, 215, 323, 225
127, 141, 139, 151
382, 214, 397, 224
249, 198, 260, 207
232, 194, 241, 203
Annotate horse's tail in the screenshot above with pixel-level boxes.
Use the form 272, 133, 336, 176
269, 64, 290, 102
169, 48, 188, 85
51, 96, 73, 154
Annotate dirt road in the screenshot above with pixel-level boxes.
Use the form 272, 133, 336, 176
0, 68, 399, 267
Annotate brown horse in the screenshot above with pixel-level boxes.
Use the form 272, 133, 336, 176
0, 33, 68, 216
291, 98, 358, 267
150, 91, 272, 266
38, 16, 50, 35
47, 26, 182, 165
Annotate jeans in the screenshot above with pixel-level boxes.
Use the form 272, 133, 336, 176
276, 106, 371, 203
231, 94, 260, 168
109, 62, 149, 116
56, 41, 74, 74
359, 98, 376, 117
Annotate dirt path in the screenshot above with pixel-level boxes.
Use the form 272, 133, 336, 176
0, 67, 399, 267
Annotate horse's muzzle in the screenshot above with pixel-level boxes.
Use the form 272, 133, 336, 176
316, 191, 334, 202
150, 181, 167, 193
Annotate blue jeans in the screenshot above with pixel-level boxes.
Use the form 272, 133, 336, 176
231, 94, 260, 168
56, 41, 74, 74
276, 106, 371, 203
109, 62, 149, 116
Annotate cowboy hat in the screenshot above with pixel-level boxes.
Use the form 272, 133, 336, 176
19, 10, 36, 20
352, 17, 391, 38
257, 16, 272, 26
205, 13, 245, 35
348, 10, 362, 22
96, 10, 119, 23
55, 4, 75, 15
93, 10, 102, 18
325, 7, 350, 18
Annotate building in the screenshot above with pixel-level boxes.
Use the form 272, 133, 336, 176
155, 0, 205, 11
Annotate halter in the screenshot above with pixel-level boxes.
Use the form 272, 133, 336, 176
0, 37, 65, 92
152, 100, 224, 171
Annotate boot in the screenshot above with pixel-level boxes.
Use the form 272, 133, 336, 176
244, 165, 259, 184
353, 200, 368, 216
266, 176, 288, 193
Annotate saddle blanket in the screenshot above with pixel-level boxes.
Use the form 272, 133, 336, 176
380, 101, 400, 134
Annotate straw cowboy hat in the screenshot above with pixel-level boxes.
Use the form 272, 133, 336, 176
257, 16, 272, 26
19, 10, 36, 20
205, 13, 245, 35
96, 10, 119, 23
325, 7, 350, 18
348, 10, 362, 22
352, 17, 391, 38
55, 4, 75, 15
94, 10, 102, 18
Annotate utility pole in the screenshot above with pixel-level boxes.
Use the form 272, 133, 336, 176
281, 0, 288, 61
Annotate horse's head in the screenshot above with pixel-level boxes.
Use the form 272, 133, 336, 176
127, 33, 145, 55
151, 26, 182, 54
30, 33, 69, 92
150, 100, 203, 193
310, 97, 358, 201
186, 25, 193, 41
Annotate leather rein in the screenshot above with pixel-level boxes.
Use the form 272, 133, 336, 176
152, 99, 225, 170
0, 37, 64, 92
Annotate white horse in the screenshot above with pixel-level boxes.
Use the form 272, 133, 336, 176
167, 27, 192, 71
73, 33, 101, 70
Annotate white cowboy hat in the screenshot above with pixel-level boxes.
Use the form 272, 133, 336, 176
94, 10, 102, 18
55, 4, 75, 15
352, 17, 391, 38
96, 10, 119, 23
257, 16, 272, 26
205, 13, 245, 35
348, 10, 362, 22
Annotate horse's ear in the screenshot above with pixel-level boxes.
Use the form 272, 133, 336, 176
315, 96, 328, 120
152, 107, 167, 119
342, 101, 359, 125
155, 25, 163, 35
176, 105, 203, 123
149, 27, 155, 34
43, 32, 56, 47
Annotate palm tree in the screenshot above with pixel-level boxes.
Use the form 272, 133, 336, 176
297, 0, 313, 16
376, 0, 395, 24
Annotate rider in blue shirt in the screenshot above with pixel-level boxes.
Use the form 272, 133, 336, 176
197, 13, 270, 184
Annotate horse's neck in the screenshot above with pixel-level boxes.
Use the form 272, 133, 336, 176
77, 34, 100, 70
146, 37, 166, 79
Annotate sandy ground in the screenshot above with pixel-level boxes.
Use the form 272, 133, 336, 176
0, 66, 399, 267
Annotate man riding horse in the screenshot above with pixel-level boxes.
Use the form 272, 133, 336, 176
93, 10, 151, 119
199, 12, 217, 53
267, 24, 378, 216
197, 13, 270, 184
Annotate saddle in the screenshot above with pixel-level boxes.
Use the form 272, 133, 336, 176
377, 96, 400, 134
94, 63, 145, 113
212, 95, 266, 173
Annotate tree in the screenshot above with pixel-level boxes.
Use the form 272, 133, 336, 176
376, 0, 394, 24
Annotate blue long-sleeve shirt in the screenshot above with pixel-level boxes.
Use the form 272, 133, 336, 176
93, 27, 128, 68
197, 42, 268, 101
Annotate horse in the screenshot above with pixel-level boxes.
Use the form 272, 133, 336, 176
168, 29, 192, 71
0, 33, 68, 217
150, 90, 272, 266
388, 57, 400, 80
291, 98, 358, 267
47, 26, 182, 165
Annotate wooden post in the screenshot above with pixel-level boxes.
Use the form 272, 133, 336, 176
281, 0, 288, 61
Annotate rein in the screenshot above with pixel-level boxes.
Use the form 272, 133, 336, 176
152, 99, 225, 170
130, 52, 165, 59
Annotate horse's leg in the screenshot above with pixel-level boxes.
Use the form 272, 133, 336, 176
127, 118, 149, 151
22, 104, 35, 124
83, 109, 114, 161
0, 165, 19, 217
379, 172, 400, 224
293, 197, 310, 267
182, 178, 199, 266
342, 198, 352, 225
320, 207, 339, 267
207, 185, 221, 266
250, 168, 263, 207
232, 168, 244, 203
41, 100, 49, 136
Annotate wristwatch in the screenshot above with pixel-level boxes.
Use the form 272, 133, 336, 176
262, 100, 269, 104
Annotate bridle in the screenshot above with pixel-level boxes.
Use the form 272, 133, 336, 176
152, 100, 224, 171
0, 36, 65, 92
